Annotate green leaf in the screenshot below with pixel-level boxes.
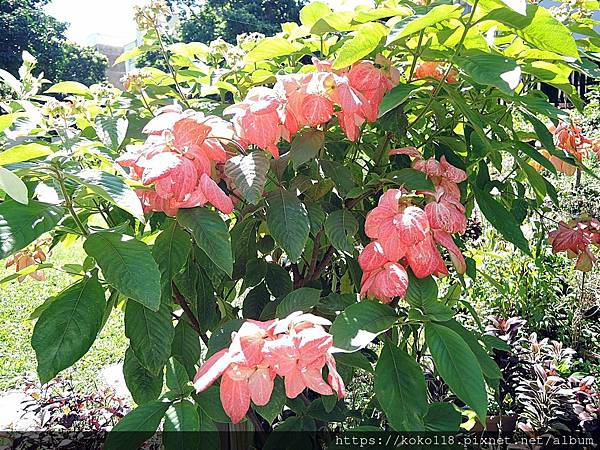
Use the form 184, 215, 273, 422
177, 208, 233, 277
164, 400, 200, 450
166, 358, 193, 398
330, 301, 398, 352
45, 81, 92, 98
300, 1, 332, 26
290, 129, 324, 169
265, 262, 293, 298
276, 287, 321, 318
324, 209, 358, 254
424, 402, 462, 431
0, 200, 64, 259
387, 168, 435, 191
333, 22, 387, 69
335, 352, 373, 373
254, 377, 286, 423
319, 160, 356, 197
378, 84, 419, 117
174, 261, 218, 330
245, 37, 298, 63
455, 53, 521, 94
375, 342, 428, 431
0, 113, 21, 133
105, 401, 170, 450
405, 272, 454, 322
482, 3, 578, 58
197, 386, 231, 423
171, 320, 201, 379
440, 319, 502, 381
123, 347, 163, 405
389, 4, 463, 42
84, 232, 162, 310
68, 169, 144, 221
242, 282, 271, 320
425, 322, 487, 422
114, 46, 147, 65
93, 116, 128, 150
223, 151, 269, 204
125, 299, 175, 375
0, 166, 28, 204
32, 274, 106, 383
0, 142, 52, 166
474, 187, 530, 255
265, 189, 310, 263
153, 220, 192, 285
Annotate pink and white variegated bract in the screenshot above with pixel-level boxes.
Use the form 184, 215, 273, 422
193, 312, 346, 423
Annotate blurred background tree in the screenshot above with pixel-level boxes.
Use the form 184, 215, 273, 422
172, 0, 305, 43
0, 0, 107, 84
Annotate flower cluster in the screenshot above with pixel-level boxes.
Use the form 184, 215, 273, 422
414, 61, 458, 84
117, 105, 236, 216
193, 311, 345, 423
5, 248, 47, 282
538, 123, 593, 175
548, 217, 600, 271
358, 150, 467, 303
224, 58, 398, 158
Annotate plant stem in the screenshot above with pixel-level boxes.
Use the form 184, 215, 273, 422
407, 0, 480, 129
408, 30, 425, 82
154, 25, 191, 109
172, 282, 209, 345
55, 170, 89, 236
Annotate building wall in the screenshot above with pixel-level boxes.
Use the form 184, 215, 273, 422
93, 44, 126, 88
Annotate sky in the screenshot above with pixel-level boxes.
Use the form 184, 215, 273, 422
44, 0, 375, 47
44, 0, 143, 46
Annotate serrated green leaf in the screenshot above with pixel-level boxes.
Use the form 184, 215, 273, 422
177, 207, 233, 277
84, 232, 162, 310
375, 342, 428, 431
330, 301, 397, 352
265, 189, 310, 263
0, 200, 64, 259
32, 274, 106, 383
324, 209, 358, 254
223, 151, 269, 204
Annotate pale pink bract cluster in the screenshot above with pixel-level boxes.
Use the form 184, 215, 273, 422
548, 218, 600, 272
223, 58, 398, 158
358, 149, 468, 303
193, 311, 346, 423
117, 105, 236, 216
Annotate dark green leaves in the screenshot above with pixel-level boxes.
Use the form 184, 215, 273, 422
124, 300, 175, 375
375, 343, 428, 431
425, 322, 488, 422
153, 220, 192, 285
84, 232, 162, 311
474, 187, 530, 255
0, 200, 64, 259
290, 129, 324, 169
330, 301, 397, 352
223, 151, 270, 204
32, 274, 106, 383
405, 273, 453, 322
276, 287, 321, 318
123, 347, 163, 405
177, 207, 233, 277
379, 84, 419, 117
174, 261, 218, 329
266, 189, 310, 263
163, 400, 200, 450
387, 168, 435, 191
105, 401, 170, 450
324, 209, 358, 254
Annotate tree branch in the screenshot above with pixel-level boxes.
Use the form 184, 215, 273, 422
172, 282, 209, 345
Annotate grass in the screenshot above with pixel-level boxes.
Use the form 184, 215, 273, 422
0, 240, 127, 391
